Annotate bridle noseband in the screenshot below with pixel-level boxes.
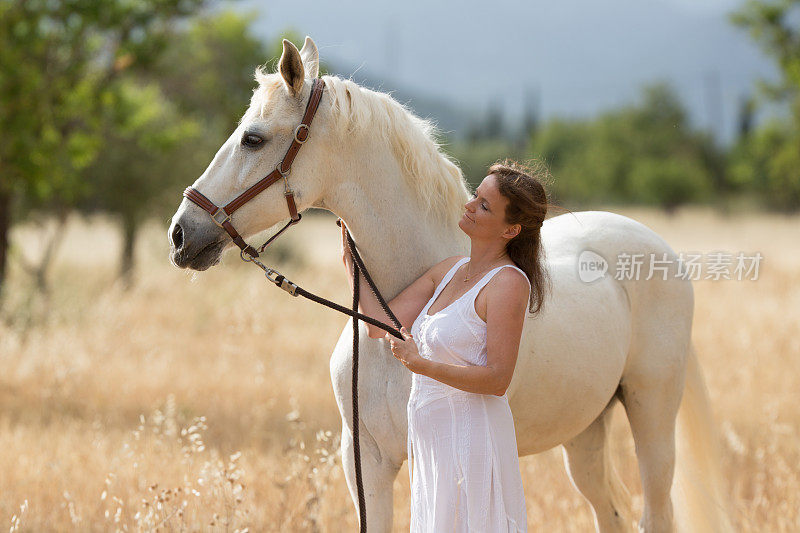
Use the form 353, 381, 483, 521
183, 78, 326, 259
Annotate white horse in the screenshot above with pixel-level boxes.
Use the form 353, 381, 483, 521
168, 37, 730, 532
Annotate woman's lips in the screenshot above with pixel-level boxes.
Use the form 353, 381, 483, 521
463, 212, 475, 223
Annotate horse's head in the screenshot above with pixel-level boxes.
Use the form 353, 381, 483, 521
168, 37, 329, 270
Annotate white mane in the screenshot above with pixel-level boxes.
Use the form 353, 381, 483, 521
250, 70, 470, 226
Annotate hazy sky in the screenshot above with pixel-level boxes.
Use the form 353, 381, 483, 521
236, 0, 777, 143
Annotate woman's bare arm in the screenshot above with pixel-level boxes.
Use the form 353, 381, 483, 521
388, 269, 530, 395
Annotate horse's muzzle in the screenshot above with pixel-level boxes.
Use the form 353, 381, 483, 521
168, 217, 226, 271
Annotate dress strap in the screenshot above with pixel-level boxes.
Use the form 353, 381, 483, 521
467, 264, 531, 301
432, 257, 469, 299
422, 257, 469, 315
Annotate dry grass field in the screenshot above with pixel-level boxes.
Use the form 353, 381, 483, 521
0, 207, 797, 531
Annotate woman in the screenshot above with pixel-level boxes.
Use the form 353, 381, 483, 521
342, 160, 550, 532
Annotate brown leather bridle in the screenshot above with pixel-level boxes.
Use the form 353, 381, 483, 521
183, 78, 325, 259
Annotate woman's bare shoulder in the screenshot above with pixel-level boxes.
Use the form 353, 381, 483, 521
486, 266, 530, 300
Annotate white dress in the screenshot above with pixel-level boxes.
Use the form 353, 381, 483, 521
407, 257, 529, 532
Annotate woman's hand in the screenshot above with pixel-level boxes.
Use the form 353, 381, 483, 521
386, 327, 427, 374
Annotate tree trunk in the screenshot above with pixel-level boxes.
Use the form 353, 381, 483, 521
0, 189, 10, 294
31, 210, 68, 295
120, 216, 137, 289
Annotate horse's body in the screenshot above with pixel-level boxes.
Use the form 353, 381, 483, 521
169, 38, 729, 532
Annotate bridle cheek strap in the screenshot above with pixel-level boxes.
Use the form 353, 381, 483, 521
182, 78, 325, 258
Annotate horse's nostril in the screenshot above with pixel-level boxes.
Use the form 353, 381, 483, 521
171, 223, 184, 249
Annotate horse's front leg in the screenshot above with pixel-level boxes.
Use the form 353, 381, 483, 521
340, 415, 400, 533
331, 323, 407, 532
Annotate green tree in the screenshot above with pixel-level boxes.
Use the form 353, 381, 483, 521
527, 119, 600, 204
530, 83, 719, 212
81, 82, 204, 285
146, 11, 274, 134
730, 0, 800, 211
0, 0, 209, 292
446, 139, 521, 189
728, 120, 800, 210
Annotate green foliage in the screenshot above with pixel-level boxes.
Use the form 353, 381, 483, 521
445, 139, 522, 189
728, 121, 800, 210
529, 82, 719, 209
628, 157, 713, 211
730, 0, 800, 211
146, 10, 270, 135
732, 0, 800, 103
0, 0, 208, 206
0, 0, 213, 287
528, 119, 605, 203
81, 80, 204, 219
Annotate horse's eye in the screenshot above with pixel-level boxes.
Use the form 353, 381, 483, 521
242, 133, 264, 148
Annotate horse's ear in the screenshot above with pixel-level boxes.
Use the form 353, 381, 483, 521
299, 36, 319, 79
279, 39, 305, 96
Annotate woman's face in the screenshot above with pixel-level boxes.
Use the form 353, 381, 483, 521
458, 174, 518, 241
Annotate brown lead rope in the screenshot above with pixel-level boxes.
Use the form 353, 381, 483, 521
242, 220, 403, 533
342, 220, 403, 533
242, 248, 403, 340
351, 258, 367, 532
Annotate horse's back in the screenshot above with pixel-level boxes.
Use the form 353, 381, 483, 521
542, 210, 680, 261
510, 210, 693, 454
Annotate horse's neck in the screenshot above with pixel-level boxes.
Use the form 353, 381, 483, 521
321, 143, 468, 298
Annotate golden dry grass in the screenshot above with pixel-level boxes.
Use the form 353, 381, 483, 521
0, 207, 797, 531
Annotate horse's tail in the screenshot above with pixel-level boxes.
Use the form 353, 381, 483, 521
673, 344, 734, 533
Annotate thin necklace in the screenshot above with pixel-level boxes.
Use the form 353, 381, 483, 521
463, 260, 502, 282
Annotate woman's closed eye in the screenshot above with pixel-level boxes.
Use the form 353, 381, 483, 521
471, 192, 488, 210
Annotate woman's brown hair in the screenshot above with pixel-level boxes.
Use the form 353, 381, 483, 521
488, 159, 552, 315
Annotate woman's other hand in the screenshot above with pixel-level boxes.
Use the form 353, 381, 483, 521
386, 327, 427, 374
